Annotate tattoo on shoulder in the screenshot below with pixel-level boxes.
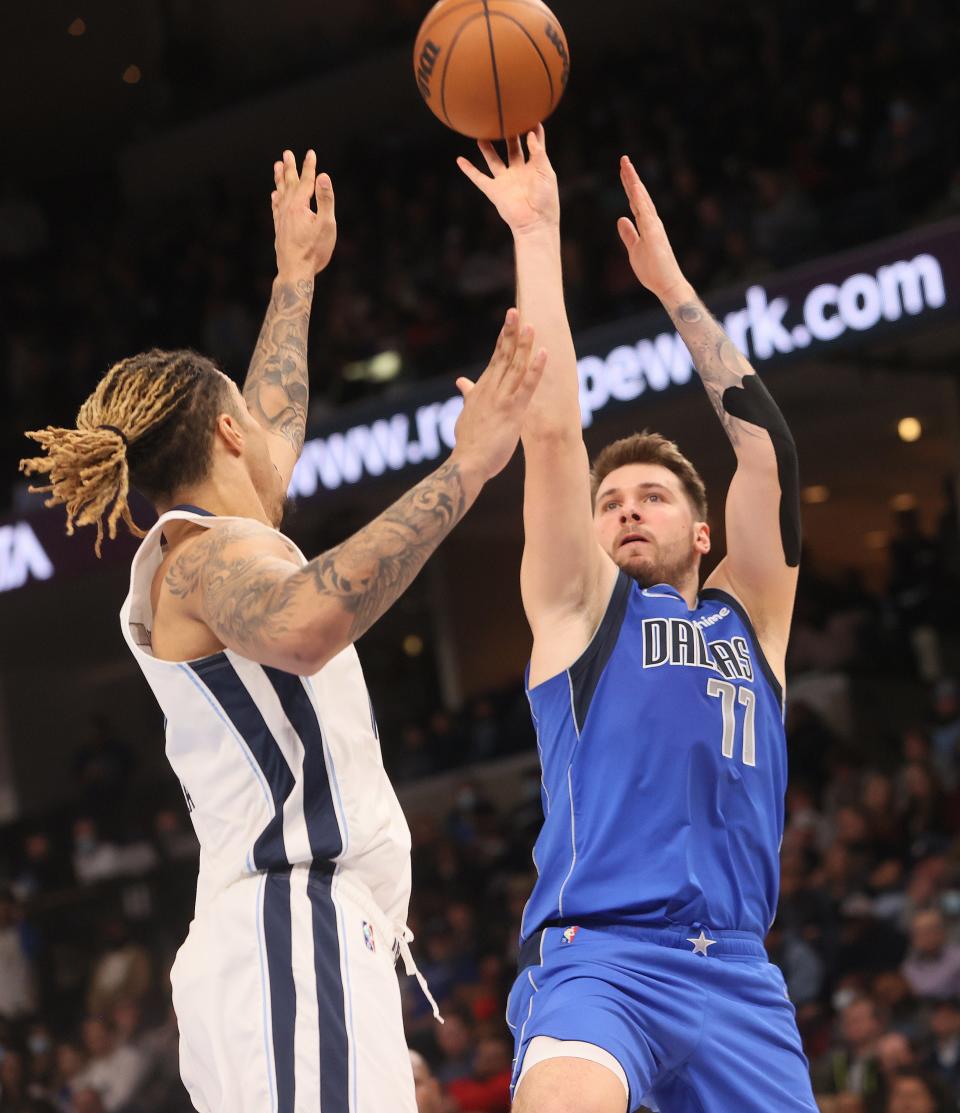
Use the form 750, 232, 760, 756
173, 463, 466, 662
243, 279, 315, 456
164, 521, 293, 599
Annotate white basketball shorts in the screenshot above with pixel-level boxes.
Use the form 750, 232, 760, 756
170, 866, 417, 1113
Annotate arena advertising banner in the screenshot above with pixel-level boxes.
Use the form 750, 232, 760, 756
4, 218, 960, 594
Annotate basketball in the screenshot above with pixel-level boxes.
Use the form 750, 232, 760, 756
413, 0, 570, 140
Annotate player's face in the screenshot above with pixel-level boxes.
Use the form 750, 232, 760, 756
593, 463, 709, 588
224, 378, 287, 527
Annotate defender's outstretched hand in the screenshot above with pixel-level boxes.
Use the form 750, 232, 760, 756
271, 149, 337, 280
617, 156, 691, 304
456, 126, 559, 236
452, 309, 547, 479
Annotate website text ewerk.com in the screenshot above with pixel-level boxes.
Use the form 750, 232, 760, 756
289, 252, 946, 497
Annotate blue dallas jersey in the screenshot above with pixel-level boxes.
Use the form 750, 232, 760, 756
522, 571, 787, 943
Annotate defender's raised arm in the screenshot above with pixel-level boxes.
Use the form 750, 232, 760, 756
617, 156, 800, 672
243, 149, 337, 489
168, 312, 546, 674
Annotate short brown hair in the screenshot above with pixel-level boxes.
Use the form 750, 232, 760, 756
20, 349, 237, 554
590, 431, 708, 520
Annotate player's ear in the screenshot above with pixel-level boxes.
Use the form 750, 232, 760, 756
695, 521, 711, 555
215, 412, 245, 457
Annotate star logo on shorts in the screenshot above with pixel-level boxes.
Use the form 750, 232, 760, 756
687, 930, 718, 956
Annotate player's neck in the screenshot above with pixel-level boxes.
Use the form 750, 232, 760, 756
161, 471, 272, 528
658, 568, 700, 610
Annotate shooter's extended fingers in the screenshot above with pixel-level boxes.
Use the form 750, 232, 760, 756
477, 140, 506, 176
456, 156, 494, 196
506, 135, 524, 168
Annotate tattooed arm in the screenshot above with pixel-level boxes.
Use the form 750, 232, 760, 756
617, 157, 799, 674
167, 310, 546, 675
243, 149, 337, 487
166, 460, 471, 674
243, 276, 314, 480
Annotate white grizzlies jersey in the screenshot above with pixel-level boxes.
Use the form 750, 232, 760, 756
119, 506, 412, 924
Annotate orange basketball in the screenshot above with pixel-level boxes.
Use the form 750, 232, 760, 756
413, 0, 570, 140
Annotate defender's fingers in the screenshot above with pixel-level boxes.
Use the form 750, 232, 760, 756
477, 139, 506, 176
296, 149, 317, 200
315, 172, 335, 215
513, 346, 548, 401
456, 376, 476, 398
489, 308, 519, 373
507, 135, 523, 168
273, 160, 285, 197
282, 149, 299, 189
456, 156, 493, 195
501, 322, 536, 390
617, 216, 641, 251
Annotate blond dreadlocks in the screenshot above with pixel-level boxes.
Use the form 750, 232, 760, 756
19, 349, 233, 556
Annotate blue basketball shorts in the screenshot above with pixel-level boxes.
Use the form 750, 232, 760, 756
507, 923, 818, 1113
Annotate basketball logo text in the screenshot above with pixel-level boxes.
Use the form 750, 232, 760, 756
416, 40, 442, 100
544, 24, 570, 88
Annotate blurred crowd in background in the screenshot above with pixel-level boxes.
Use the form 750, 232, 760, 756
3, 0, 959, 506
1, 507, 960, 1112
4, 0, 960, 1110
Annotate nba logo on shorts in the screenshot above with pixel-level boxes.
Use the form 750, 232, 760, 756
562, 926, 579, 945
362, 921, 376, 953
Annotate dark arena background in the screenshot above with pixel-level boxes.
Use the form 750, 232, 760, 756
2, 2, 960, 1111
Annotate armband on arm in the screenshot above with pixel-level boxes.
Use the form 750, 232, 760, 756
722, 376, 801, 568
668, 297, 801, 568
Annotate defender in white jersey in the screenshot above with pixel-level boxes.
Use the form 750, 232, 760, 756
20, 150, 547, 1113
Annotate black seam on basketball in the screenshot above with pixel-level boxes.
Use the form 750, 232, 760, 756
441, 13, 485, 129
490, 10, 553, 105
481, 0, 506, 139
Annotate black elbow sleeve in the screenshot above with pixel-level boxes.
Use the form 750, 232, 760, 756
722, 376, 801, 568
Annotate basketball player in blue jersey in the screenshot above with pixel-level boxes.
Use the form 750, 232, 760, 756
21, 151, 547, 1113
458, 129, 817, 1112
